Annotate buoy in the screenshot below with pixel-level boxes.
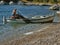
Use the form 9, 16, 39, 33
3, 16, 7, 24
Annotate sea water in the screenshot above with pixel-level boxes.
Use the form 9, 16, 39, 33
0, 5, 54, 23
0, 5, 55, 43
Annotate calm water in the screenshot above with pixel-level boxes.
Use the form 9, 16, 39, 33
0, 5, 54, 23
0, 5, 54, 27
0, 5, 55, 42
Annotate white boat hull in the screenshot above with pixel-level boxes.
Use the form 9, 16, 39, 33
31, 16, 54, 23
7, 19, 26, 23
6, 16, 54, 23
49, 5, 59, 10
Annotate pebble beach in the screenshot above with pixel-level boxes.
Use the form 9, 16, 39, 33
0, 23, 60, 45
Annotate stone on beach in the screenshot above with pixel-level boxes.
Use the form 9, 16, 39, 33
1, 23, 60, 45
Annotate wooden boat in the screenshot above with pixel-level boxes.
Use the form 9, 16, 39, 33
5, 15, 54, 23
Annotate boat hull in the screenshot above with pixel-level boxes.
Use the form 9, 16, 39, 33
6, 16, 54, 23
30, 16, 54, 23
49, 5, 59, 10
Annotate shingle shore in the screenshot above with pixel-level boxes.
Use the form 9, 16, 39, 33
1, 23, 60, 45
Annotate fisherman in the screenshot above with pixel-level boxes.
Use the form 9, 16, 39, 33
11, 9, 20, 19
10, 9, 31, 23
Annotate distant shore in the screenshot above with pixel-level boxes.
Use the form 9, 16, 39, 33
21, 2, 60, 6
0, 2, 59, 6
24, 2, 53, 6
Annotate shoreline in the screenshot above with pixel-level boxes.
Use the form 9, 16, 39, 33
24, 2, 60, 6
0, 2, 57, 6
0, 23, 52, 45
2, 23, 60, 45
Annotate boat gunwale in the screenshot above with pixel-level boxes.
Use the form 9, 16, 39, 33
30, 15, 54, 20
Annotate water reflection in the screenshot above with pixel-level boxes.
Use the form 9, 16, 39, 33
8, 22, 28, 28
